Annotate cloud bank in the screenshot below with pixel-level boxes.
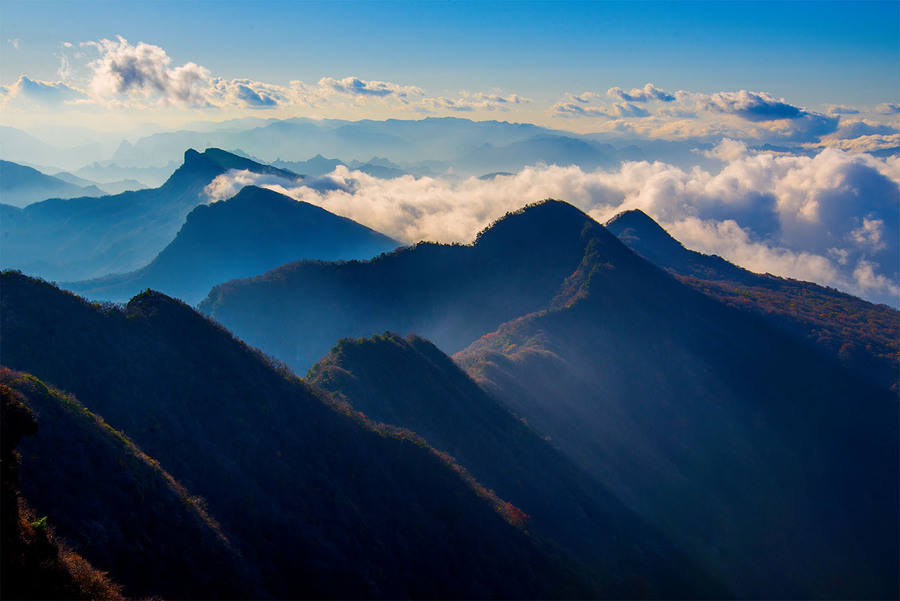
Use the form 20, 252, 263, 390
205, 149, 900, 306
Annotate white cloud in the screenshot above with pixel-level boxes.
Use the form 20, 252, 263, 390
606, 83, 674, 103
0, 75, 87, 106
85, 36, 210, 106
318, 76, 424, 101
418, 91, 530, 113
702, 138, 749, 162
203, 149, 900, 306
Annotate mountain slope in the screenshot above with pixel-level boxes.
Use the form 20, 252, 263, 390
1, 271, 592, 599
0, 148, 297, 281
65, 186, 399, 304
309, 332, 726, 599
0, 160, 105, 208
606, 209, 900, 390
200, 199, 604, 372
456, 231, 899, 598
1, 368, 257, 599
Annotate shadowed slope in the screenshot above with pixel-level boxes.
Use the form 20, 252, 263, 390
1, 271, 593, 599
2, 368, 257, 599
456, 233, 899, 599
309, 332, 727, 599
607, 209, 900, 390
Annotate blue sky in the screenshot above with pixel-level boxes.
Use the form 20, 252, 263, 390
1, 1, 898, 132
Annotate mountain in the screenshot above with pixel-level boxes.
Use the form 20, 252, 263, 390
65, 186, 399, 304
1, 368, 257, 599
1, 271, 592, 599
457, 135, 616, 173
0, 160, 105, 208
0, 126, 107, 172
0, 148, 298, 282
1, 378, 124, 601
200, 199, 603, 372
52, 171, 148, 195
309, 332, 726, 598
606, 209, 900, 390
455, 224, 899, 598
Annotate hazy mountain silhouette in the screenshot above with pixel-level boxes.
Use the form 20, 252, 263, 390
1, 271, 592, 599
0, 160, 105, 208
457, 135, 615, 173
1, 368, 258, 599
0, 148, 297, 282
65, 186, 399, 304
455, 225, 899, 598
309, 332, 727, 598
0, 126, 107, 172
51, 170, 148, 195
200, 199, 602, 372
607, 209, 900, 390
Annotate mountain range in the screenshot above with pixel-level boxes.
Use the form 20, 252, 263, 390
1, 143, 897, 599
65, 185, 399, 305
0, 160, 105, 208
0, 148, 297, 282
1, 272, 594, 599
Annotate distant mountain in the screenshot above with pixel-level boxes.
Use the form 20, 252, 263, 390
1, 148, 298, 282
0, 160, 105, 208
455, 224, 899, 598
2, 368, 257, 599
457, 135, 616, 173
606, 209, 900, 390
309, 332, 726, 599
52, 171, 148, 195
66, 186, 400, 304
1, 272, 592, 599
200, 199, 602, 372
0, 126, 107, 171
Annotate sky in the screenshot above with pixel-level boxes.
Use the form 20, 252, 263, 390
1, 1, 898, 134
1, 0, 899, 306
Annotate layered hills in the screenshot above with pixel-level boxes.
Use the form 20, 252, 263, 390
309, 332, 725, 598
0, 271, 589, 599
0, 160, 104, 208
66, 186, 399, 305
455, 222, 899, 598
200, 199, 605, 371
0, 148, 297, 282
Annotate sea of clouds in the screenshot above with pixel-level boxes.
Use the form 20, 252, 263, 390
206, 143, 900, 307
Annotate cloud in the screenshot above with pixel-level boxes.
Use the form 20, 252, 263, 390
699, 90, 803, 121
318, 76, 424, 100
702, 138, 749, 162
7, 38, 19, 50
607, 83, 675, 103
0, 75, 87, 106
420, 91, 529, 113
85, 36, 210, 106
875, 103, 900, 115
204, 149, 899, 306
834, 119, 899, 139
826, 105, 860, 116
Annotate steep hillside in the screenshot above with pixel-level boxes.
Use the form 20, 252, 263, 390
1, 378, 124, 601
200, 199, 609, 372
607, 209, 900, 390
66, 186, 399, 304
309, 332, 726, 599
456, 233, 899, 598
2, 368, 256, 599
0, 160, 105, 208
1, 271, 591, 599
0, 148, 297, 281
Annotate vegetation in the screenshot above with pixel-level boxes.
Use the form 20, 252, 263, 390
1, 271, 593, 599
